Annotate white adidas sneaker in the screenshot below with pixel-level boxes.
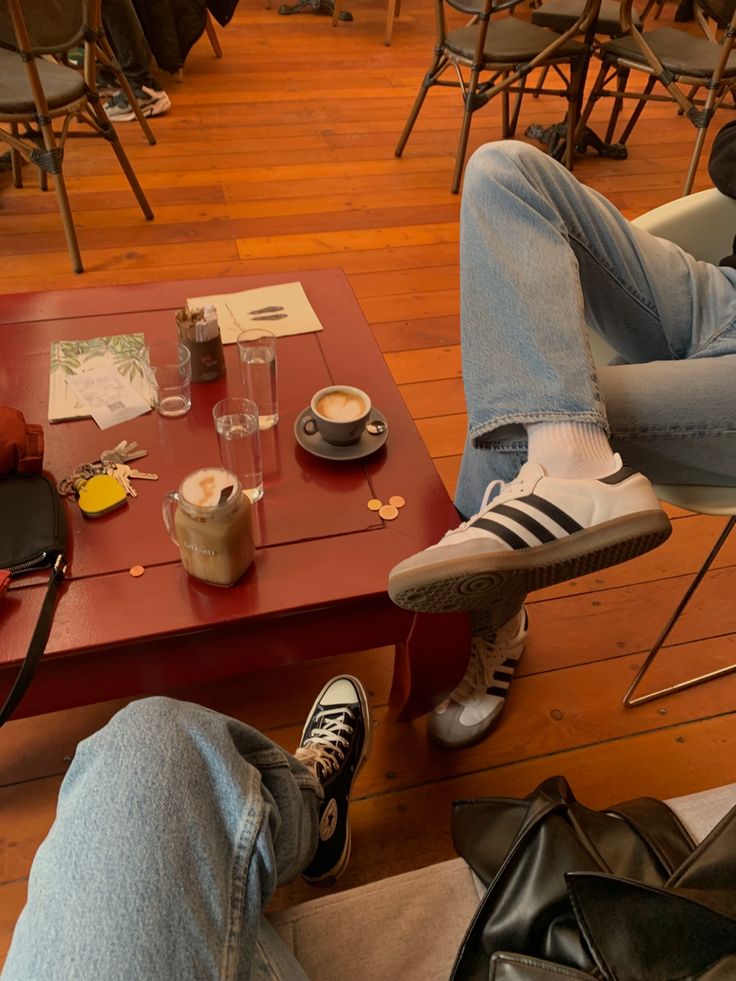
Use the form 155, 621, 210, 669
388, 456, 671, 614
428, 608, 527, 749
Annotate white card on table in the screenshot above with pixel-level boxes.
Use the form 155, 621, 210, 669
64, 367, 151, 430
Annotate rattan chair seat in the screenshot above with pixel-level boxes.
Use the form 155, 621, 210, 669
602, 26, 736, 76
0, 48, 85, 113
532, 0, 641, 36
445, 17, 588, 62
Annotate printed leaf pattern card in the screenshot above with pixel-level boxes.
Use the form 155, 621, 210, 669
49, 333, 153, 422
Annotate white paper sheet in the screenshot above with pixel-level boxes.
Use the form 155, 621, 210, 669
187, 281, 324, 344
65, 368, 151, 430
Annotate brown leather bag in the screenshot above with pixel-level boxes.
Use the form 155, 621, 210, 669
0, 405, 44, 475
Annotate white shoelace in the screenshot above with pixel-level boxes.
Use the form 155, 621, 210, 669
444, 468, 533, 540
448, 610, 526, 705
295, 707, 355, 780
451, 633, 510, 703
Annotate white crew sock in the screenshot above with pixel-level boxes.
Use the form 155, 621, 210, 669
526, 422, 618, 480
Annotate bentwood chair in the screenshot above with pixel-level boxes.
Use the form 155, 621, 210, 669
0, 0, 153, 274
395, 0, 602, 192
586, 187, 736, 707
528, 0, 642, 109
576, 0, 736, 194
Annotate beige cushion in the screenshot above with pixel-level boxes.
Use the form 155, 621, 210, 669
268, 858, 479, 981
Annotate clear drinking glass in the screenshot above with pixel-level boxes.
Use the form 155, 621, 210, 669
147, 341, 192, 418
237, 328, 278, 429
212, 397, 263, 502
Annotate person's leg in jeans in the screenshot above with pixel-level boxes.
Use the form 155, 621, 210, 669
390, 141, 736, 749
101, 0, 171, 120
102, 0, 153, 87
454, 140, 736, 513
2, 677, 371, 981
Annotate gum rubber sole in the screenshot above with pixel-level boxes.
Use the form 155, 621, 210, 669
389, 511, 672, 614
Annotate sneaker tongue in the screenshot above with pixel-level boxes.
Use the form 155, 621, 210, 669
516, 460, 546, 481
481, 461, 544, 511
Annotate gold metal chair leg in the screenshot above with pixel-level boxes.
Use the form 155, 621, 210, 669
623, 516, 736, 707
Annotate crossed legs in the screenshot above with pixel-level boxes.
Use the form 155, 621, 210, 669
391, 141, 736, 748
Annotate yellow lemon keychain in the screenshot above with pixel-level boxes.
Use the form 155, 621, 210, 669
75, 474, 128, 518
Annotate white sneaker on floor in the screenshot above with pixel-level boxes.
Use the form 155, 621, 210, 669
388, 456, 671, 614
428, 608, 528, 749
104, 83, 171, 121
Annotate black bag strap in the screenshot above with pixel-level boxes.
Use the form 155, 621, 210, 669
0, 555, 66, 728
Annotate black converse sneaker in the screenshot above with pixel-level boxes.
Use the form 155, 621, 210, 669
294, 676, 371, 885
388, 456, 671, 614
428, 608, 527, 749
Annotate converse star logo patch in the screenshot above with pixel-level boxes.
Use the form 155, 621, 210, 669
319, 798, 338, 841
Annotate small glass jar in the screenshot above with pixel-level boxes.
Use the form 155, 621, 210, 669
162, 467, 254, 586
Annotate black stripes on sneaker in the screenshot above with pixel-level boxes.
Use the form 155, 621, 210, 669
488, 656, 517, 698
471, 493, 583, 549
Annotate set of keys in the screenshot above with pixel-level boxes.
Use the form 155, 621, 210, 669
105, 462, 158, 499
58, 440, 158, 511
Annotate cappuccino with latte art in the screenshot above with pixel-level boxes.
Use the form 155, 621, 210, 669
304, 385, 372, 445
315, 389, 368, 422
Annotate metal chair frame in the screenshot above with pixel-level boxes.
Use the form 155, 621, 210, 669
623, 513, 736, 706
593, 188, 736, 707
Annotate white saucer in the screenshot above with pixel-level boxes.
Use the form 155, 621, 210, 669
294, 406, 389, 461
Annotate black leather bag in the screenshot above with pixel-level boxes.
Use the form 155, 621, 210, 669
0, 473, 68, 726
450, 776, 736, 981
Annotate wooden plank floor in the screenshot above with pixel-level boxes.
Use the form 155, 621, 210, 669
2, 0, 735, 964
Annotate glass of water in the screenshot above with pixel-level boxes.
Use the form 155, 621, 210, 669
237, 329, 278, 429
212, 397, 263, 503
147, 341, 192, 418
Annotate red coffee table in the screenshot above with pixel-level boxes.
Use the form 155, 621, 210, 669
1, 269, 468, 721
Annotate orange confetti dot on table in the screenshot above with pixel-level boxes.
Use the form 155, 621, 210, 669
367, 499, 383, 511
389, 495, 406, 509
129, 565, 145, 578
378, 504, 399, 521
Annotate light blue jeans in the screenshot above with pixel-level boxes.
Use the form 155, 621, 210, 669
2, 698, 320, 981
456, 141, 736, 518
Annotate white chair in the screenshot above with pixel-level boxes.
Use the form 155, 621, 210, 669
588, 188, 736, 706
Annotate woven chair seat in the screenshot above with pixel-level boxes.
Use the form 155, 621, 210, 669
602, 26, 736, 77
446, 16, 588, 62
0, 47, 85, 113
532, 0, 641, 36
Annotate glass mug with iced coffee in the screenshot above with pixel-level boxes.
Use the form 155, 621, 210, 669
303, 385, 371, 445
162, 467, 255, 586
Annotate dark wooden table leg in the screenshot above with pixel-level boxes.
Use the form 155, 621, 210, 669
389, 611, 472, 722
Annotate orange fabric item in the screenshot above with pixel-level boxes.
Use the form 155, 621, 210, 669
0, 406, 44, 475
